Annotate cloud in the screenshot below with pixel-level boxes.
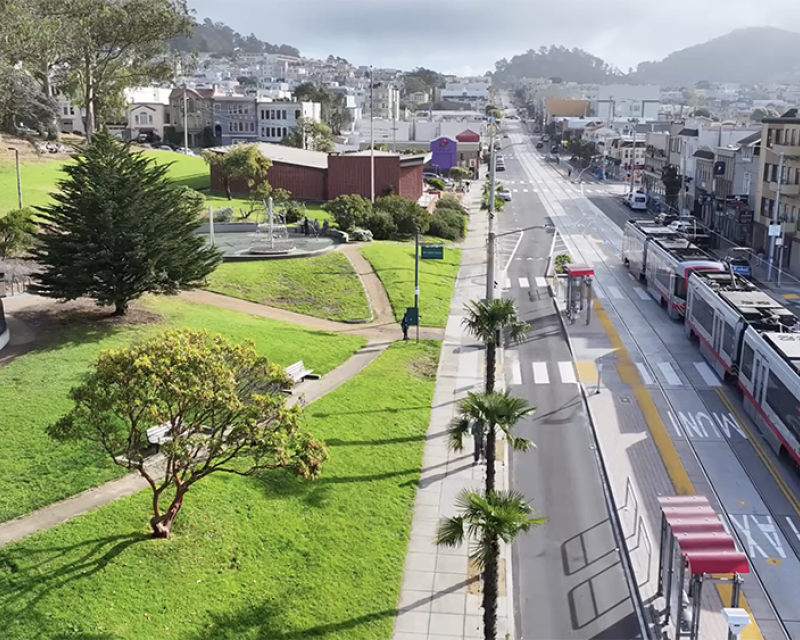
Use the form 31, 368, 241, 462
187, 0, 800, 73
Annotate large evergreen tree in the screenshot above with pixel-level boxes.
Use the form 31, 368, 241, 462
30, 132, 221, 314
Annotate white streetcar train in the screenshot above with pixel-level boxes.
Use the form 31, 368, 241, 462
685, 270, 800, 466
621, 221, 677, 281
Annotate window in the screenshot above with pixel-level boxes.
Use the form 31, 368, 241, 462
148, 114, 153, 124
766, 372, 800, 442
261, 127, 265, 137
250, 122, 255, 132
793, 129, 798, 146
134, 114, 140, 125
741, 343, 754, 379
63, 106, 69, 116
229, 122, 234, 132
722, 322, 735, 356
282, 110, 287, 120
283, 127, 287, 137
214, 104, 221, 114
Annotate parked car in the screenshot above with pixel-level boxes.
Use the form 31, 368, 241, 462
499, 190, 512, 201
176, 147, 197, 156
622, 191, 647, 211
496, 164, 506, 172
158, 145, 174, 151
503, 134, 509, 138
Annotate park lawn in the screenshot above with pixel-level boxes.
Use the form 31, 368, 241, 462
140, 150, 209, 191
206, 253, 370, 322
0, 296, 365, 524
0, 340, 440, 640
361, 244, 461, 328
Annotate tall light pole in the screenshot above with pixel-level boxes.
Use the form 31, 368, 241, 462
767, 151, 785, 282
370, 66, 375, 203
8, 147, 22, 209
486, 122, 498, 301
183, 84, 189, 151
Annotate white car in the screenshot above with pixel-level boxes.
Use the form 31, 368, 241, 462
176, 147, 197, 156
622, 192, 647, 211
499, 190, 512, 202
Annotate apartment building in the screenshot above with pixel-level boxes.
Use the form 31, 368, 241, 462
257, 101, 321, 144
754, 109, 800, 275
212, 96, 259, 145
168, 87, 217, 147
363, 82, 400, 120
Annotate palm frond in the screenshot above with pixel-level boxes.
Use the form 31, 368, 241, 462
509, 436, 535, 452
447, 414, 472, 452
436, 515, 466, 547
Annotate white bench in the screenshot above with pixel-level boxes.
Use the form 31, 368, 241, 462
146, 423, 172, 447
283, 361, 317, 392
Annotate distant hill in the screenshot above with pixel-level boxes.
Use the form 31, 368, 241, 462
171, 18, 300, 58
633, 27, 800, 86
492, 45, 625, 85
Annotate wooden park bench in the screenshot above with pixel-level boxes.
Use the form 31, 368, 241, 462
283, 361, 319, 393
146, 423, 172, 449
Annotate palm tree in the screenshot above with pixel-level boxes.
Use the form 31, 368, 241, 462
462, 299, 528, 394
437, 489, 547, 640
449, 391, 535, 493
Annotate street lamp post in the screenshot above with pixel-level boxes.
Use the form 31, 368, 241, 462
8, 147, 22, 209
767, 151, 785, 282
369, 66, 375, 204
486, 123, 498, 301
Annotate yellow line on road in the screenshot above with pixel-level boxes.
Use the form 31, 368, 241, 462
591, 300, 764, 640
575, 360, 598, 384
715, 388, 800, 517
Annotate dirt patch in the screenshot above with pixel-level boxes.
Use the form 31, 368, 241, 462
0, 134, 78, 162
13, 299, 164, 330
467, 558, 506, 596
406, 350, 438, 380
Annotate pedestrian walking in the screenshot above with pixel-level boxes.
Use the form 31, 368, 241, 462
401, 312, 410, 341
303, 217, 310, 237
568, 168, 572, 178
471, 422, 485, 465
313, 219, 321, 237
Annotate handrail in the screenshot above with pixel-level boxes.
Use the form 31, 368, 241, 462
623, 476, 640, 528
637, 515, 653, 584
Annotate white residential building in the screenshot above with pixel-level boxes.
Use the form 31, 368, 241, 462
363, 82, 400, 120
595, 84, 661, 122
127, 87, 171, 141
440, 81, 490, 109
256, 100, 321, 143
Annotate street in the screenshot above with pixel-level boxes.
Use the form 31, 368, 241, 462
499, 115, 800, 640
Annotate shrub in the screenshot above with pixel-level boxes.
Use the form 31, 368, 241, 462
554, 253, 573, 274
213, 207, 234, 223
425, 177, 446, 191
375, 195, 429, 236
0, 207, 36, 259
322, 194, 372, 231
364, 210, 397, 240
283, 203, 304, 223
428, 208, 466, 241
350, 228, 374, 242
436, 193, 467, 215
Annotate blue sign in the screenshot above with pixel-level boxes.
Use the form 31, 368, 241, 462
732, 265, 751, 277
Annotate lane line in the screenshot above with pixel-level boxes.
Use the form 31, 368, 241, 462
558, 361, 577, 384
634, 288, 651, 301
694, 362, 721, 387
607, 286, 623, 299
502, 276, 511, 290
532, 362, 549, 384
635, 363, 654, 385
519, 277, 530, 288
535, 277, 548, 288
658, 362, 682, 386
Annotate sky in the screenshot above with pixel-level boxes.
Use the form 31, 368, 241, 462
187, 0, 800, 75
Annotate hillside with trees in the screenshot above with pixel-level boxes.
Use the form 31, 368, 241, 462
492, 46, 625, 85
632, 27, 800, 86
171, 18, 300, 57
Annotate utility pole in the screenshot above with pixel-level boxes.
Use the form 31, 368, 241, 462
486, 123, 498, 301
183, 84, 189, 151
768, 151, 785, 282
392, 87, 397, 153
8, 147, 22, 209
370, 66, 375, 203
414, 228, 420, 343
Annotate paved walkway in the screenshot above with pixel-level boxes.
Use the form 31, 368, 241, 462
0, 338, 389, 549
337, 243, 396, 325
392, 182, 513, 640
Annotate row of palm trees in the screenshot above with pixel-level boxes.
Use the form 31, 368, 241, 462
434, 298, 547, 640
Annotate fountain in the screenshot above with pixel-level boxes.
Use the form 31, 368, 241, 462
248, 198, 297, 255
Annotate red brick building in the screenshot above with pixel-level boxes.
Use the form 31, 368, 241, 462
208, 143, 429, 202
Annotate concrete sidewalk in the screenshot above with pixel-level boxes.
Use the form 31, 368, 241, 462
392, 183, 513, 640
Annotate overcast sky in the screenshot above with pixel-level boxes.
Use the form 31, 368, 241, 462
187, 0, 800, 75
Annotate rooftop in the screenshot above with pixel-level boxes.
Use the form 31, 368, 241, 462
208, 143, 329, 170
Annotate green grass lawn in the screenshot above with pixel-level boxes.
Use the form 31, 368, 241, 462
0, 341, 439, 640
0, 296, 365, 524
205, 253, 371, 322
361, 245, 461, 328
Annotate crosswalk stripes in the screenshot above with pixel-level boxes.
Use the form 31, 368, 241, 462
607, 286, 623, 299
532, 362, 549, 384
535, 277, 548, 288
558, 362, 577, 384
502, 276, 511, 290
658, 362, 682, 385
523, 189, 529, 193
694, 362, 721, 387
633, 288, 651, 301
519, 277, 530, 288
635, 363, 654, 385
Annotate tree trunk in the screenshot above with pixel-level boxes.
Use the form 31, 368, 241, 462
485, 342, 496, 394
485, 424, 496, 493
150, 488, 185, 538
224, 177, 231, 200
482, 537, 500, 640
84, 56, 95, 140
113, 300, 128, 316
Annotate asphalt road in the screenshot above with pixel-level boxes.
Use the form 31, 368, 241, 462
496, 123, 642, 640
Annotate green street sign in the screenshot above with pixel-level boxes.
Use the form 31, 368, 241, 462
405, 307, 419, 326
421, 245, 444, 260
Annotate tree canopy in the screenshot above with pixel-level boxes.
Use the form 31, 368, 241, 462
202, 143, 272, 200
293, 83, 352, 135
48, 329, 327, 537
31, 132, 221, 314
0, 207, 36, 259
281, 117, 334, 152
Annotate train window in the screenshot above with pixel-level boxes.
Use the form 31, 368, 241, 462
692, 295, 714, 335
741, 343, 754, 379
675, 277, 687, 299
722, 323, 735, 356
766, 372, 800, 442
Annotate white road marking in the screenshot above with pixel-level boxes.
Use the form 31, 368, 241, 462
627, 273, 637, 282
523, 189, 529, 193
694, 362, 721, 387
532, 362, 549, 384
513, 189, 519, 193
635, 363, 654, 385
507, 350, 522, 385
558, 361, 577, 384
607, 286, 623, 299
502, 276, 511, 290
519, 277, 530, 288
535, 277, 548, 288
594, 287, 605, 299
634, 288, 651, 301
658, 362, 682, 386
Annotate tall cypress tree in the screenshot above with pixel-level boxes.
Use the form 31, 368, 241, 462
31, 132, 221, 314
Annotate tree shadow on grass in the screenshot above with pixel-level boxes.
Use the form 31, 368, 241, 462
0, 532, 148, 635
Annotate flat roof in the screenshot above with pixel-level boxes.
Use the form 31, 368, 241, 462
207, 143, 329, 170
764, 332, 800, 367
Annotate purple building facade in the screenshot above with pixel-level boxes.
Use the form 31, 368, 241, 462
429, 137, 458, 172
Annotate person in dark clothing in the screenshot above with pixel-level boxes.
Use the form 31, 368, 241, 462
303, 217, 310, 237
471, 422, 485, 464
401, 312, 410, 341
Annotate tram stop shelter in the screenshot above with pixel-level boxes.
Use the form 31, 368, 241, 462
657, 495, 750, 640
563, 264, 595, 325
